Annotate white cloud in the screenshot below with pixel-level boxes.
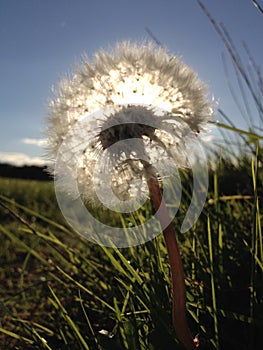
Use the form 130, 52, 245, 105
0, 152, 48, 167
21, 138, 48, 147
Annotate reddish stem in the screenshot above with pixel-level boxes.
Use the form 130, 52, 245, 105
146, 171, 194, 350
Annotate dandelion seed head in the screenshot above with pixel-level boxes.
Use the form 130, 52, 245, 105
46, 42, 212, 209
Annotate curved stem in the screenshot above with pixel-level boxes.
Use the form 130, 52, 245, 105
145, 168, 194, 350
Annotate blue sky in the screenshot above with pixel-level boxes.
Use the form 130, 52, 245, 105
0, 0, 262, 166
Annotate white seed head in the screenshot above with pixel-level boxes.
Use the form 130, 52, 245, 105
46, 41, 212, 209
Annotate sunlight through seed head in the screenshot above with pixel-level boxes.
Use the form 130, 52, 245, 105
47, 41, 212, 211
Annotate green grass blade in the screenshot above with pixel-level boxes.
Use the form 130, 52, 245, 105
207, 216, 219, 348
48, 285, 91, 350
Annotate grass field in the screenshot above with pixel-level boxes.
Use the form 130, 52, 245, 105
0, 148, 262, 349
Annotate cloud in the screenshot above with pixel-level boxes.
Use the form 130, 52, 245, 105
0, 152, 48, 167
21, 138, 48, 147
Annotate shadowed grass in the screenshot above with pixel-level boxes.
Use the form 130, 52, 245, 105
0, 143, 262, 349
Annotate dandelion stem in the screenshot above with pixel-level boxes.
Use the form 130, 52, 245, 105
145, 164, 194, 350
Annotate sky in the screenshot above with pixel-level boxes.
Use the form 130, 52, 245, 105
0, 0, 262, 166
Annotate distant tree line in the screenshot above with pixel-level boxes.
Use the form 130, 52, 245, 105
0, 163, 52, 181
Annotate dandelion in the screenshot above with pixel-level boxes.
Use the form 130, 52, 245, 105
46, 42, 212, 349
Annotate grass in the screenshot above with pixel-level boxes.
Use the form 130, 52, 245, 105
0, 148, 262, 349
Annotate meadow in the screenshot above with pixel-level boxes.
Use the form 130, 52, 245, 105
0, 147, 262, 349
